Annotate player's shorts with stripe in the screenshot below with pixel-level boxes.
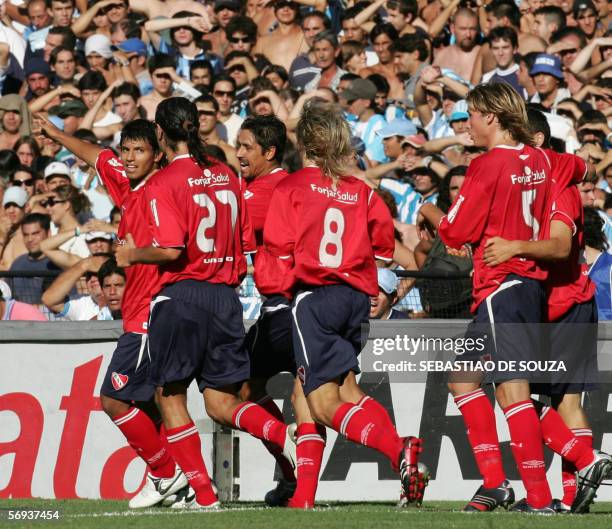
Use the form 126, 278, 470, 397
532, 297, 599, 395
147, 279, 251, 392
246, 295, 296, 379
291, 284, 369, 396
463, 274, 545, 383
100, 332, 155, 402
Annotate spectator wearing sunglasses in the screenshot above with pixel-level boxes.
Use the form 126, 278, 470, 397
0, 186, 28, 270
195, 94, 239, 170
10, 165, 37, 198
212, 74, 243, 146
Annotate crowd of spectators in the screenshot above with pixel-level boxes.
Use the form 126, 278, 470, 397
0, 0, 610, 321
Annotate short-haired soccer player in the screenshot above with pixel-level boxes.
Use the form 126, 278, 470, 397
427, 83, 610, 513
35, 115, 188, 508
258, 101, 427, 505
116, 97, 297, 510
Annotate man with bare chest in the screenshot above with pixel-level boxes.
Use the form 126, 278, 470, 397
254, 1, 309, 72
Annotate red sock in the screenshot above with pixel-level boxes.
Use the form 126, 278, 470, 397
539, 406, 595, 470
257, 396, 295, 482
331, 402, 403, 468
165, 421, 217, 506
113, 407, 175, 478
504, 401, 552, 509
357, 396, 398, 434
232, 401, 288, 450
289, 423, 326, 508
561, 428, 592, 506
454, 389, 505, 490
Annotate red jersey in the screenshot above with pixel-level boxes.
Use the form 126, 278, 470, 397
439, 144, 583, 312
255, 167, 395, 298
545, 186, 595, 321
96, 149, 157, 334
244, 168, 289, 247
145, 154, 256, 292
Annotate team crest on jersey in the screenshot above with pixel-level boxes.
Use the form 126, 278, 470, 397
111, 372, 129, 390
297, 366, 306, 385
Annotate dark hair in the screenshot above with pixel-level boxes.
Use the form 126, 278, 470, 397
204, 144, 227, 163
46, 0, 74, 7
11, 164, 35, 182
370, 23, 399, 44
98, 257, 126, 285
584, 206, 608, 251
224, 49, 254, 65
407, 167, 440, 189
226, 15, 258, 42
212, 73, 237, 90
190, 59, 213, 76
78, 70, 107, 92
486, 0, 521, 28
0, 149, 20, 180
13, 136, 41, 164
170, 11, 203, 46
263, 64, 289, 84
148, 53, 176, 74
195, 93, 219, 112
550, 26, 587, 49
110, 18, 141, 39
240, 115, 287, 164
489, 26, 518, 48
578, 109, 608, 128
388, 0, 418, 20
303, 10, 330, 29
367, 73, 390, 94
22, 212, 51, 231
250, 76, 276, 97
73, 128, 98, 144
110, 205, 121, 221
526, 106, 551, 148
437, 165, 467, 212
112, 81, 141, 102
48, 26, 77, 50
534, 6, 566, 32
519, 51, 540, 70
342, 3, 369, 23
54, 184, 91, 215
119, 119, 161, 154
156, 97, 209, 168
49, 45, 75, 67
339, 72, 360, 83
390, 33, 429, 61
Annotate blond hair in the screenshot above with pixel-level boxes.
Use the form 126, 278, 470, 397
296, 101, 353, 181
467, 84, 535, 147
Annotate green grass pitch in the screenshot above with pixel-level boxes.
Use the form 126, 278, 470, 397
1, 500, 612, 529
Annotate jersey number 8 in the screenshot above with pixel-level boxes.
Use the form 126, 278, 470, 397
319, 207, 345, 268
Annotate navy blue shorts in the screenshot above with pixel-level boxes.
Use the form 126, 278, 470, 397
247, 295, 296, 379
100, 332, 155, 402
291, 285, 369, 396
463, 274, 545, 383
532, 298, 599, 395
147, 280, 251, 392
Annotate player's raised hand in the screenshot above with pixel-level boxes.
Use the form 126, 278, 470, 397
115, 233, 136, 268
483, 237, 517, 266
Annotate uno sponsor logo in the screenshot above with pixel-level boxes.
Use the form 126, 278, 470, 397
111, 372, 128, 391
188, 169, 231, 187
310, 184, 358, 204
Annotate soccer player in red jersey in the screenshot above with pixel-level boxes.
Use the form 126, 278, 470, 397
116, 97, 297, 510
426, 83, 606, 513
482, 109, 611, 514
237, 115, 325, 508
35, 116, 188, 508
257, 101, 427, 506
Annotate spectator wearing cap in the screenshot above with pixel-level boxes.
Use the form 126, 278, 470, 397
288, 11, 329, 91
43, 161, 72, 191
481, 27, 523, 97
145, 11, 221, 81
340, 77, 387, 164
111, 38, 153, 96
372, 118, 421, 181
48, 98, 88, 136
0, 186, 28, 270
253, 1, 310, 72
24, 58, 51, 102
304, 30, 347, 92
370, 268, 408, 319
530, 53, 571, 110
0, 279, 46, 320
9, 213, 60, 304
0, 94, 31, 150
574, 0, 601, 40
85, 34, 116, 85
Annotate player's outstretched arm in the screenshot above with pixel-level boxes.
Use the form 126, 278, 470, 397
115, 234, 181, 267
483, 220, 572, 267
